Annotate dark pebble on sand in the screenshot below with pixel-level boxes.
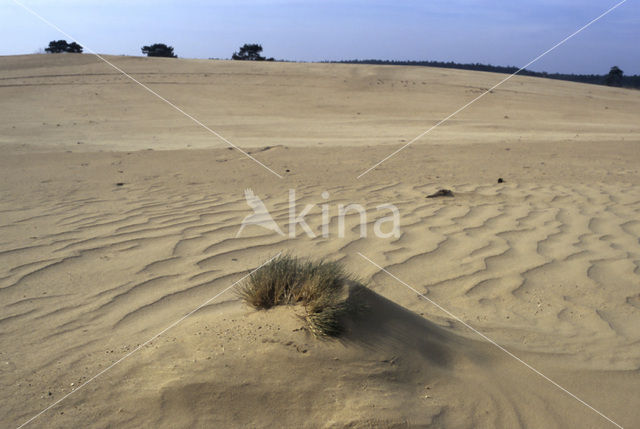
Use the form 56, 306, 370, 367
427, 189, 454, 198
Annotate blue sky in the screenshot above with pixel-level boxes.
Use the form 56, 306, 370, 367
2, 0, 639, 74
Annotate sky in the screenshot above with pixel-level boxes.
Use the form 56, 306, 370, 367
2, 0, 639, 75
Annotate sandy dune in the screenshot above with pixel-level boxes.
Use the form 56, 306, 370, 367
1, 54, 640, 428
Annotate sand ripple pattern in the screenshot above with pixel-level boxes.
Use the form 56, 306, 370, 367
1, 181, 639, 426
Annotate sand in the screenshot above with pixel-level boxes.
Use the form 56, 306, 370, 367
1, 54, 639, 428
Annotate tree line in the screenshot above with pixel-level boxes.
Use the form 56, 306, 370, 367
334, 59, 638, 89
42, 40, 636, 88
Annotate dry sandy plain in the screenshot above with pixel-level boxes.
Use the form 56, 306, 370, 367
1, 54, 640, 428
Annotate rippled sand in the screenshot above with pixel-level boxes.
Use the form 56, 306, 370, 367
1, 54, 640, 428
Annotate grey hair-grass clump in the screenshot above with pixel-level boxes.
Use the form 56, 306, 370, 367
239, 254, 363, 337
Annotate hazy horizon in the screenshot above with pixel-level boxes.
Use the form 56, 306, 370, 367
2, 0, 639, 75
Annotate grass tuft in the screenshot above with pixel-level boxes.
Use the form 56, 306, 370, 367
239, 254, 360, 337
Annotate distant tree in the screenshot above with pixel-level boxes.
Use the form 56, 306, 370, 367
605, 66, 623, 86
141, 43, 177, 58
45, 40, 67, 53
44, 40, 83, 54
232, 43, 270, 61
66, 42, 83, 53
